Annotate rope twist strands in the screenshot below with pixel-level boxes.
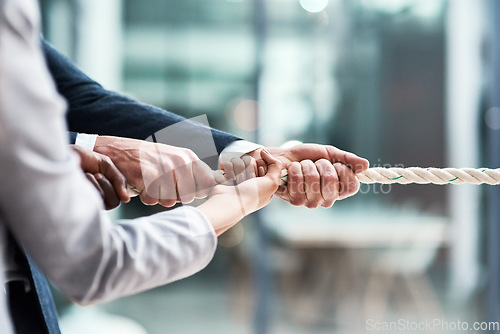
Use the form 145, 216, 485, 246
356, 167, 500, 185
215, 167, 500, 186
129, 167, 500, 197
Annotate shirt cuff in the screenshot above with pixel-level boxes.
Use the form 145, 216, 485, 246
219, 140, 263, 166
75, 133, 98, 151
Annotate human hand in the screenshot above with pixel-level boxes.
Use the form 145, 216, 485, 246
198, 150, 282, 235
219, 155, 262, 185
247, 144, 369, 208
94, 136, 216, 207
71, 145, 130, 210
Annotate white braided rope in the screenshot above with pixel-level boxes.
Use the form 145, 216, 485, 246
128, 167, 500, 197
214, 167, 500, 186
356, 167, 500, 185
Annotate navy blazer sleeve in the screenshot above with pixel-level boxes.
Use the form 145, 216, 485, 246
42, 40, 241, 154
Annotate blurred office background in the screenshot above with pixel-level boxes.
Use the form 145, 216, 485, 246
38, 0, 500, 333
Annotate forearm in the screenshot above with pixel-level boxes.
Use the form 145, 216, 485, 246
59, 208, 216, 305
197, 188, 245, 236
197, 150, 282, 236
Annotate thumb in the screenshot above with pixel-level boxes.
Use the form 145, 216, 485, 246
260, 150, 282, 180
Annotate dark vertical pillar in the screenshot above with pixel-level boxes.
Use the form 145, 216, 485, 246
252, 0, 270, 333
488, 1, 500, 332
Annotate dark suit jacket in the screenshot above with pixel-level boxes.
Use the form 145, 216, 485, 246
41, 40, 241, 155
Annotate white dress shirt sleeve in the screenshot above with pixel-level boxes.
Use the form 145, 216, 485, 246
75, 133, 98, 150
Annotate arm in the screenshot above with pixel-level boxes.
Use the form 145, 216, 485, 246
1, 3, 216, 305
94, 136, 217, 207
43, 40, 370, 209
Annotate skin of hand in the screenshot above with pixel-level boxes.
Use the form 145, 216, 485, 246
219, 155, 259, 185
94, 136, 216, 207
245, 144, 370, 209
70, 145, 130, 210
83, 173, 120, 210
197, 150, 282, 236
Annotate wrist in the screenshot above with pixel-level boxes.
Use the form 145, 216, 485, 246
246, 147, 282, 158
197, 189, 244, 236
94, 135, 110, 151
249, 146, 288, 164
94, 136, 124, 156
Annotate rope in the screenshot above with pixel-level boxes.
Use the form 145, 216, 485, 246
357, 167, 500, 185
217, 167, 500, 185
128, 167, 500, 197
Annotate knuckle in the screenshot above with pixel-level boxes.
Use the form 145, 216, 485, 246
289, 161, 301, 173
348, 180, 360, 194
171, 155, 185, 166
322, 171, 337, 184
180, 195, 195, 204
316, 158, 331, 165
159, 199, 176, 207
102, 155, 113, 165
140, 194, 157, 206
289, 196, 306, 207
301, 161, 318, 175
321, 165, 339, 184
323, 181, 338, 197
287, 172, 299, 184
300, 159, 314, 167
321, 199, 336, 208
306, 172, 320, 182
242, 155, 253, 164
306, 202, 320, 209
